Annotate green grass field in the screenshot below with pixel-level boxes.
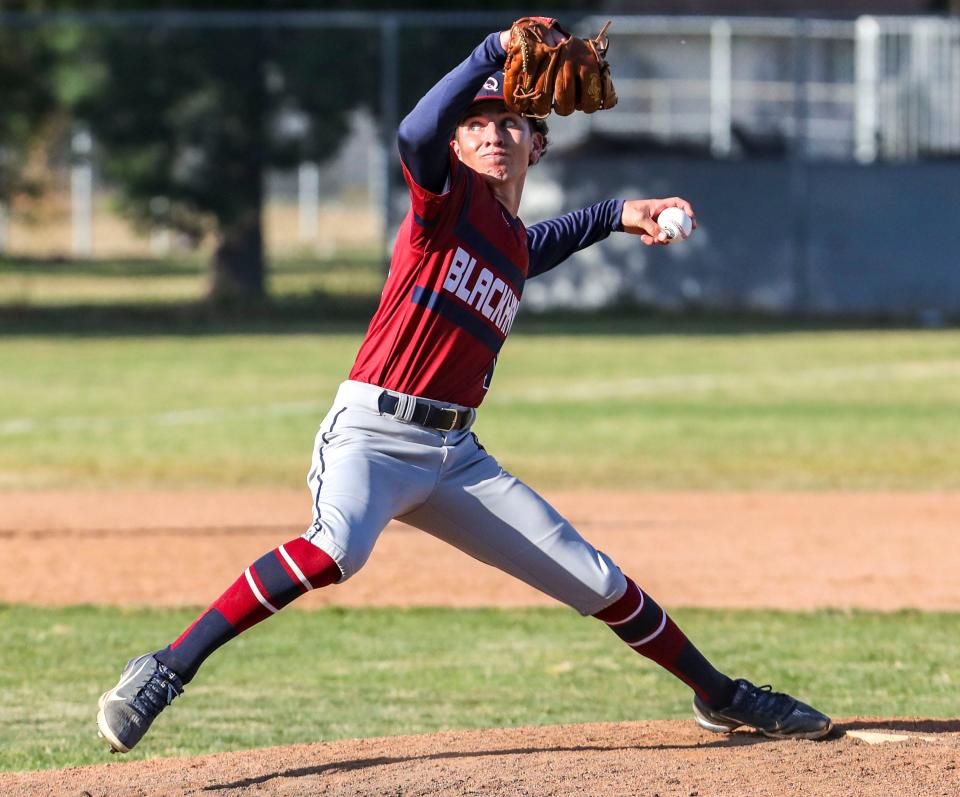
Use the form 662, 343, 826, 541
2, 257, 959, 774
2, 604, 958, 771
1, 323, 958, 489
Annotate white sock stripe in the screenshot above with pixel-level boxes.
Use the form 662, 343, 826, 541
605, 589, 646, 626
278, 544, 313, 592
628, 609, 668, 648
244, 568, 278, 614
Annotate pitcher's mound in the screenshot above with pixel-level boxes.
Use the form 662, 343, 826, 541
4, 719, 959, 796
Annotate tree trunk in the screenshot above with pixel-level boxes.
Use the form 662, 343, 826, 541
211, 207, 265, 302
208, 26, 268, 304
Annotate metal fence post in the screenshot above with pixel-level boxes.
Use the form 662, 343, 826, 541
789, 19, 811, 314
378, 13, 400, 264
71, 126, 94, 258
297, 161, 320, 243
0, 202, 8, 254
710, 19, 732, 158
854, 16, 881, 164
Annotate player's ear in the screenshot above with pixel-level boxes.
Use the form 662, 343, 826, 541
528, 130, 545, 166
451, 129, 464, 161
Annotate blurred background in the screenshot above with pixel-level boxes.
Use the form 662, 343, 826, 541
3, 7, 960, 769
1, 0, 958, 325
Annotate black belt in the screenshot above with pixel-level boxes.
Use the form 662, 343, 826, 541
377, 392, 472, 432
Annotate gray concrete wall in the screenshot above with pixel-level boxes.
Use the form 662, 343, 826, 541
520, 157, 960, 321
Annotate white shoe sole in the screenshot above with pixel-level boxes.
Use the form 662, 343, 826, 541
693, 699, 833, 740
692, 700, 741, 733
757, 722, 834, 740
96, 690, 131, 753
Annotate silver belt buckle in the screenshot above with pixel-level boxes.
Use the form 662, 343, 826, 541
436, 408, 459, 432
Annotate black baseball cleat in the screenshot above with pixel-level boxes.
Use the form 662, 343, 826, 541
96, 652, 183, 753
692, 678, 833, 740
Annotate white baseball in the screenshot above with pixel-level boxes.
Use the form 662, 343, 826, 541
656, 207, 693, 243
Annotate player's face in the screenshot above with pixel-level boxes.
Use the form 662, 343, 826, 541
454, 102, 542, 184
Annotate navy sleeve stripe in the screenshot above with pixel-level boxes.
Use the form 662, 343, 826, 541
527, 199, 625, 278
413, 211, 437, 228
455, 221, 524, 295
411, 286, 505, 354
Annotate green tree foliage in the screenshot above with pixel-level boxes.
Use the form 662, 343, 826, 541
0, 20, 56, 207
39, 0, 584, 300
63, 13, 376, 300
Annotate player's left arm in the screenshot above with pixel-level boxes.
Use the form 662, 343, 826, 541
397, 31, 508, 195
527, 197, 696, 278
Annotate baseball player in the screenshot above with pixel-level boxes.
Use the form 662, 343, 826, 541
97, 21, 832, 754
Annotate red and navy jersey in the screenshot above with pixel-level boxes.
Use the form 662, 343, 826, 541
349, 146, 527, 407
348, 31, 624, 406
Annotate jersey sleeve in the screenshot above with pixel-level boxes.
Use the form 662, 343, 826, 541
399, 144, 470, 233
397, 32, 506, 195
526, 199, 625, 278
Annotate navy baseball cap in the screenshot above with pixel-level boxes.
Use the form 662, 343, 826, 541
472, 72, 506, 104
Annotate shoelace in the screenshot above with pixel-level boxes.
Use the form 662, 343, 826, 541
132, 664, 184, 719
743, 684, 796, 719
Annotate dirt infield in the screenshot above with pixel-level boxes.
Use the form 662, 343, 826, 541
3, 490, 960, 610
3, 720, 960, 796
3, 490, 959, 795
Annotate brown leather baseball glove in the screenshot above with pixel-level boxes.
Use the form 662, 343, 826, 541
503, 18, 617, 118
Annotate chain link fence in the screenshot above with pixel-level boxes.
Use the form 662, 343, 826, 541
0, 10, 957, 314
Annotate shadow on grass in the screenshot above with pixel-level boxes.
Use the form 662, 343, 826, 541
3, 254, 950, 337
0, 297, 934, 339
0, 255, 205, 278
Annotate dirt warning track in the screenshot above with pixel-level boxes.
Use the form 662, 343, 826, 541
2, 490, 959, 610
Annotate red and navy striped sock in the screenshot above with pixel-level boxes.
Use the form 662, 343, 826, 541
594, 576, 736, 708
155, 537, 340, 684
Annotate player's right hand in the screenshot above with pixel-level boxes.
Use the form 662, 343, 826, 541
620, 197, 696, 245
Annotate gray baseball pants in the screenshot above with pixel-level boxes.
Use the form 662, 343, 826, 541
304, 380, 627, 616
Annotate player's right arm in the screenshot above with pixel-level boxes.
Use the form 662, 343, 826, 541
527, 197, 697, 277
396, 31, 508, 194
526, 201, 626, 278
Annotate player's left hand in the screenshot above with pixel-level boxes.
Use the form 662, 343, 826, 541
503, 18, 616, 117
621, 198, 696, 245
500, 22, 566, 50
